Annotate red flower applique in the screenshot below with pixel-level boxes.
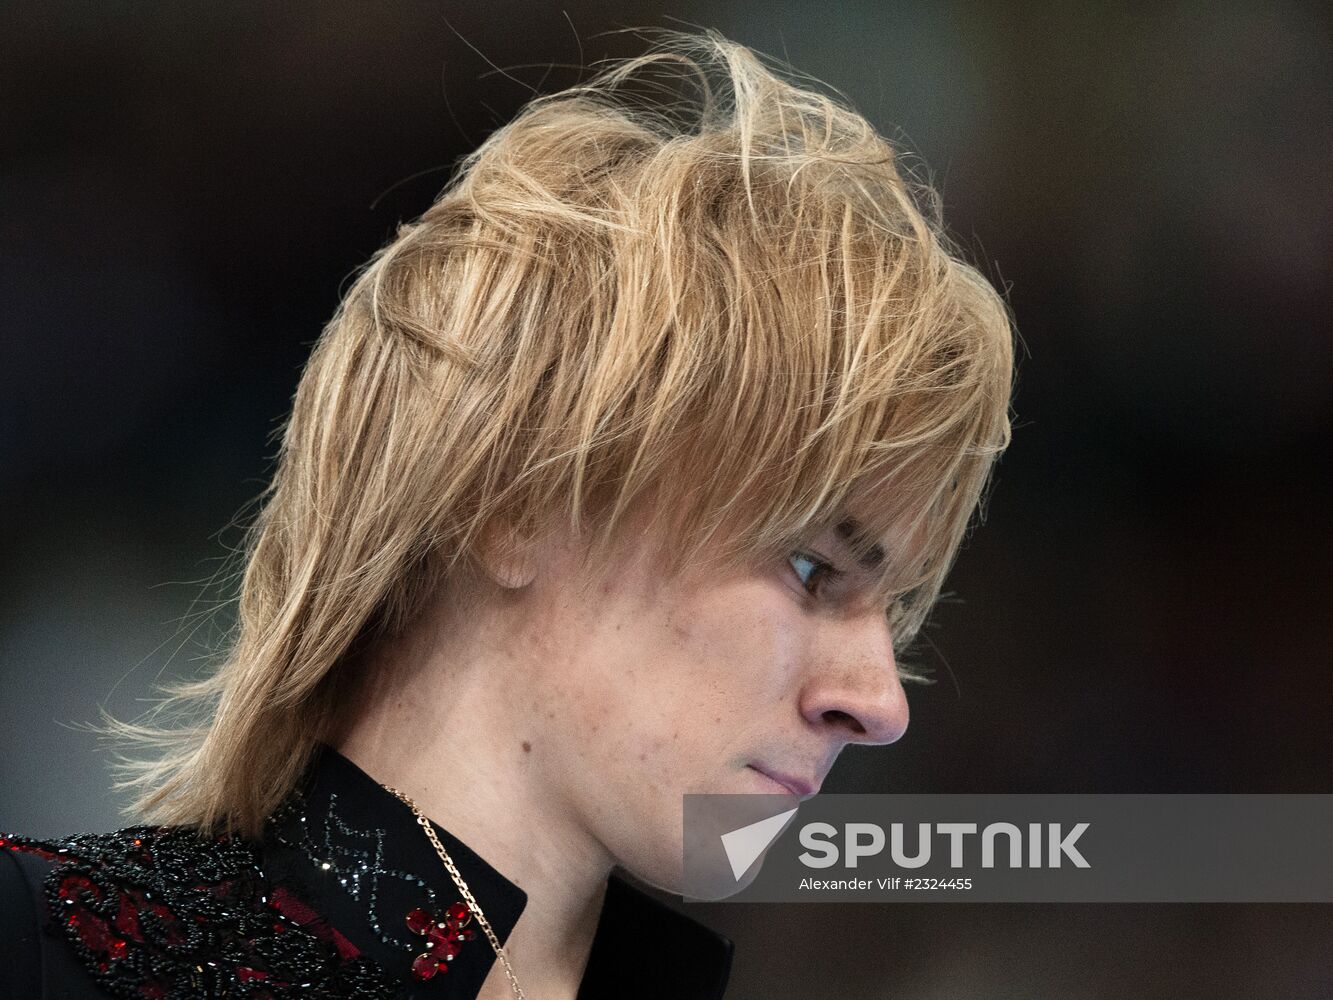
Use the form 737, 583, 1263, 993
404, 901, 477, 981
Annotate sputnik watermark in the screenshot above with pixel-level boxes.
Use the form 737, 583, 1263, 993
798, 821, 1091, 869
681, 794, 1333, 902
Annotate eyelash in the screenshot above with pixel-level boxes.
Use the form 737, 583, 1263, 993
787, 550, 843, 597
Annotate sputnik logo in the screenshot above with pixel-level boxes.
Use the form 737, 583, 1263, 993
719, 808, 799, 881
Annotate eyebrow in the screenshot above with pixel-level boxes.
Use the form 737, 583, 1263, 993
834, 518, 886, 570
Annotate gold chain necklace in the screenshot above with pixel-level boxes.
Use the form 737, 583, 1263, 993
383, 784, 527, 1000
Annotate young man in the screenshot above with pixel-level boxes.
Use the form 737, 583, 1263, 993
1, 28, 1015, 1000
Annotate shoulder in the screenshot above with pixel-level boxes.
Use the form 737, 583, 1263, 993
0, 836, 48, 998
1, 825, 401, 999
1, 825, 261, 999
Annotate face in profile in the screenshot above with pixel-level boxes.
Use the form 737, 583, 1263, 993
488, 500, 911, 893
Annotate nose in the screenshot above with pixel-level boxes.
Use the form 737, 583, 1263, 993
799, 612, 910, 746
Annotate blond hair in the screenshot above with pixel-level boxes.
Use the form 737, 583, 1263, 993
110, 28, 1016, 836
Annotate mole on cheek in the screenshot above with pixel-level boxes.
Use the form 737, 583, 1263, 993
521, 740, 532, 753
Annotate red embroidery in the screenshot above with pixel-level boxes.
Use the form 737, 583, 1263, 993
269, 885, 363, 961
2, 828, 398, 998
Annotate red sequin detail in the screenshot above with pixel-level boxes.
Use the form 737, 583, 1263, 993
429, 923, 463, 957
405, 907, 432, 934
59, 873, 99, 901
113, 894, 143, 940
411, 953, 440, 981
405, 899, 474, 977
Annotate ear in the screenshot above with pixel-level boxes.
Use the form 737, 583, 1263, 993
476, 516, 541, 590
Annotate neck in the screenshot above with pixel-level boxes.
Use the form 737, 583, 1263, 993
333, 602, 615, 1000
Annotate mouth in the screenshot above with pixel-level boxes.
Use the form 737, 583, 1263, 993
747, 764, 818, 801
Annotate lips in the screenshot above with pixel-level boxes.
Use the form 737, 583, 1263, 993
748, 764, 818, 801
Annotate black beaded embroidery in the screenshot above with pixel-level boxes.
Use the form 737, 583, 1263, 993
1, 825, 402, 999
268, 790, 440, 953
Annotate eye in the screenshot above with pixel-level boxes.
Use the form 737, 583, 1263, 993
787, 550, 843, 598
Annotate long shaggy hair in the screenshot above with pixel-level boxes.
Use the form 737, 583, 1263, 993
108, 27, 1016, 837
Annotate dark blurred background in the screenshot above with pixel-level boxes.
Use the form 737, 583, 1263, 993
3, 2, 1331, 997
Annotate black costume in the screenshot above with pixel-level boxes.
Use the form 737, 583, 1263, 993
0, 746, 733, 999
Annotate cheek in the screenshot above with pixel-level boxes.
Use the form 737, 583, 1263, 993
668, 587, 803, 697
524, 576, 806, 785
516, 609, 669, 761
633, 589, 804, 764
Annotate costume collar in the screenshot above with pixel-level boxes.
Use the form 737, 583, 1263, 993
263, 745, 733, 999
